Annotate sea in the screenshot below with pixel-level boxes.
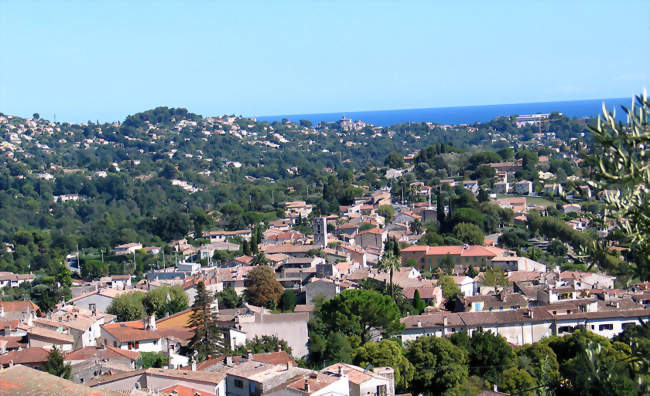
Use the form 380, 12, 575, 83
256, 97, 633, 127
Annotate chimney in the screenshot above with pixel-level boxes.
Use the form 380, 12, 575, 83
529, 310, 534, 319
191, 361, 197, 371
417, 321, 422, 328
226, 356, 233, 366
338, 365, 344, 377
247, 350, 253, 360
442, 316, 448, 327
286, 361, 292, 370
277, 344, 282, 352
0, 305, 4, 317
146, 314, 156, 331
304, 378, 310, 392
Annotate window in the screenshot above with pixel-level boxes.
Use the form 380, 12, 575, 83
135, 341, 139, 349
598, 324, 613, 331
113, 341, 117, 347
558, 326, 573, 334
234, 379, 244, 388
377, 384, 387, 396
622, 322, 636, 330
250, 382, 256, 393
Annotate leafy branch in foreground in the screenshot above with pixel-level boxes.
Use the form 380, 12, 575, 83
588, 91, 649, 281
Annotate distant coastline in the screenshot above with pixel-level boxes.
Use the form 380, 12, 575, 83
256, 97, 631, 126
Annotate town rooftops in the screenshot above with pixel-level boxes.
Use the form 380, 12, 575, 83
0, 364, 122, 395
0, 300, 40, 313
261, 244, 316, 254
88, 367, 227, 387
0, 272, 35, 282
101, 320, 163, 342
401, 245, 497, 257
26, 325, 75, 344
401, 306, 650, 329
160, 384, 215, 396
266, 372, 340, 395
114, 242, 141, 249
64, 345, 140, 362
322, 362, 389, 385
0, 347, 50, 366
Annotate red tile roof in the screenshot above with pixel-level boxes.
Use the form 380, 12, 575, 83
161, 384, 215, 396
102, 321, 163, 342
401, 245, 496, 258
64, 345, 140, 361
0, 347, 49, 366
0, 300, 39, 313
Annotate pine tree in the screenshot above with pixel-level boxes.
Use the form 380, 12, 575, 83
46, 346, 71, 379
187, 281, 224, 362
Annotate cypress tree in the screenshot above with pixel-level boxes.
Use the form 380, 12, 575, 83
46, 346, 71, 379
187, 281, 224, 361
242, 240, 251, 256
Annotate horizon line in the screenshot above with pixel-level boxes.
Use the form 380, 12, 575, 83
253, 96, 631, 120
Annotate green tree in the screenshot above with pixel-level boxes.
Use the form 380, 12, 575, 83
377, 205, 395, 223
377, 250, 401, 300
498, 368, 536, 396
46, 346, 71, 379
140, 352, 169, 368
385, 152, 405, 169
419, 230, 444, 246
187, 281, 224, 361
106, 291, 146, 321
409, 218, 424, 234
215, 286, 243, 309
354, 340, 415, 390
406, 335, 469, 394
588, 92, 650, 281
468, 330, 516, 383
142, 285, 189, 318
518, 343, 560, 388
412, 289, 426, 314
319, 289, 404, 343
279, 289, 297, 312
245, 265, 283, 307
477, 187, 490, 203
482, 267, 509, 293
250, 252, 268, 266
325, 332, 354, 363
234, 335, 293, 356
444, 376, 490, 396
438, 275, 462, 310
453, 222, 485, 245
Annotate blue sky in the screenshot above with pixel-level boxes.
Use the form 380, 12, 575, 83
1, 1, 648, 122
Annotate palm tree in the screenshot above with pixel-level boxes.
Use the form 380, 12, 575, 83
377, 250, 401, 300
251, 252, 268, 266
410, 218, 424, 234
